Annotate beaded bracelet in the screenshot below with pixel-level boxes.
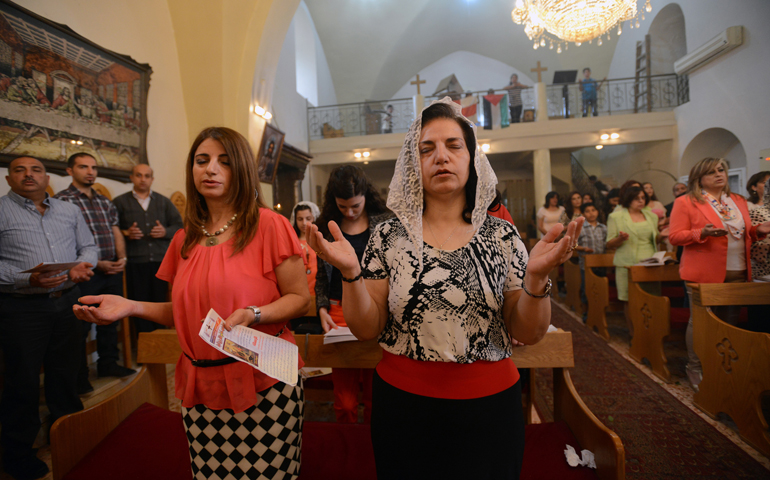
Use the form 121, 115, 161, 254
341, 271, 363, 283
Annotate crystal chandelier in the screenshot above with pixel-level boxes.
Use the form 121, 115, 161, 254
512, 0, 652, 52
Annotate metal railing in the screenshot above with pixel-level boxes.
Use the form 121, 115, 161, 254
307, 74, 688, 140
307, 97, 414, 140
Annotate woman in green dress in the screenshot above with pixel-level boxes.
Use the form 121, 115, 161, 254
607, 185, 662, 335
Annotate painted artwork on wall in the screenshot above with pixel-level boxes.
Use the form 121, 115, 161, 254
258, 123, 284, 184
0, 0, 151, 181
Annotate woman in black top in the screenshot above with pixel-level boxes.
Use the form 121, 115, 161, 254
315, 165, 391, 423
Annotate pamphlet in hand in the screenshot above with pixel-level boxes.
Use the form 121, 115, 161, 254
323, 326, 358, 344
635, 251, 677, 267
21, 262, 81, 274
198, 308, 298, 386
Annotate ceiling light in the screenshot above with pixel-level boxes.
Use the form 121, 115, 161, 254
595, 145, 603, 150
512, 0, 651, 47
354, 152, 362, 158
611, 132, 620, 139
481, 143, 491, 153
362, 151, 370, 158
600, 133, 609, 140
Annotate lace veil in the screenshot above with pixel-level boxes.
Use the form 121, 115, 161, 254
289, 200, 321, 226
386, 96, 498, 271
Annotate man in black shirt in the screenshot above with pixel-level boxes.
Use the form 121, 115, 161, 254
113, 164, 183, 334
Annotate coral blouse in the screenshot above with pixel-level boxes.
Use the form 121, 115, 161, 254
157, 208, 305, 413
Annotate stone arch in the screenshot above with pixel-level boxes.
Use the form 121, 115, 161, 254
680, 127, 746, 178
648, 3, 687, 75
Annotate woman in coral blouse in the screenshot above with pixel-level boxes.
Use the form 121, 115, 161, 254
74, 127, 310, 480
669, 157, 770, 391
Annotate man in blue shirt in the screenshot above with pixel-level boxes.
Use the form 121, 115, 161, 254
0, 157, 97, 480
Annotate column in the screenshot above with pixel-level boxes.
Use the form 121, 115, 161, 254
413, 94, 425, 119
533, 82, 552, 208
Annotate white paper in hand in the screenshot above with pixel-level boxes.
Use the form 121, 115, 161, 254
198, 308, 298, 386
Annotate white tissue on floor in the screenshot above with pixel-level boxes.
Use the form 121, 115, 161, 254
564, 445, 597, 469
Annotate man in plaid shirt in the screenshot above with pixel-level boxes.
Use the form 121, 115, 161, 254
55, 153, 135, 393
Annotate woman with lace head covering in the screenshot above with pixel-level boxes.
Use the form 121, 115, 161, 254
307, 98, 583, 479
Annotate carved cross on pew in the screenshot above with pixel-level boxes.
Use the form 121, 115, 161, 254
531, 61, 548, 83
716, 337, 738, 373
410, 74, 426, 95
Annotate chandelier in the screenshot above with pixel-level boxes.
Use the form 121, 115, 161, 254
512, 0, 652, 53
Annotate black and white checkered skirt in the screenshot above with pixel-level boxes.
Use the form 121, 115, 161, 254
182, 380, 303, 480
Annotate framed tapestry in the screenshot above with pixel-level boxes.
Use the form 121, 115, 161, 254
0, 0, 151, 182
257, 123, 284, 184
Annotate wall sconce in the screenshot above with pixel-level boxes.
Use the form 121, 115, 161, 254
481, 143, 491, 153
595, 145, 603, 150
70, 140, 83, 145
354, 151, 371, 159
610, 132, 619, 139
600, 133, 609, 140
252, 104, 272, 120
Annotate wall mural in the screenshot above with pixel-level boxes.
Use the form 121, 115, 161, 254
0, 0, 151, 181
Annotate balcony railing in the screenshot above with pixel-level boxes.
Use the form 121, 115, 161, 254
307, 74, 688, 140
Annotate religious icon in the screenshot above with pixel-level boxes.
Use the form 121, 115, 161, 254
257, 123, 284, 184
0, 0, 152, 182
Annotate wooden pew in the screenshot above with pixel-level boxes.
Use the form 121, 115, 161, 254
584, 253, 620, 340
564, 255, 583, 316
690, 282, 770, 458
627, 264, 683, 382
53, 329, 625, 480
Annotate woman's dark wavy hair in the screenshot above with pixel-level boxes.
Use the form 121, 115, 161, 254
564, 190, 582, 219
317, 165, 388, 236
621, 185, 649, 209
544, 191, 560, 208
420, 102, 500, 224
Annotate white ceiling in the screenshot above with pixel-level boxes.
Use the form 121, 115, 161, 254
305, 0, 625, 104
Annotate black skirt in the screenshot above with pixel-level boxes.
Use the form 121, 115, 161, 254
370, 371, 524, 480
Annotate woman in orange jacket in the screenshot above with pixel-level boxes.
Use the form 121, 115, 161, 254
669, 157, 770, 390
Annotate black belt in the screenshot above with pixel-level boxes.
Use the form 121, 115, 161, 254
0, 285, 76, 300
185, 326, 286, 367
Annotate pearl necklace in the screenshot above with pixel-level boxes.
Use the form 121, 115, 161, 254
201, 213, 237, 246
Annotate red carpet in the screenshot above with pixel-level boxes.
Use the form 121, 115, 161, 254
535, 304, 769, 479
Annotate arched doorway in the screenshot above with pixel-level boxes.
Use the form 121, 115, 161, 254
680, 127, 747, 193
648, 3, 687, 75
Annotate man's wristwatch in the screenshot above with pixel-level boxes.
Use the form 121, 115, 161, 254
246, 306, 261, 325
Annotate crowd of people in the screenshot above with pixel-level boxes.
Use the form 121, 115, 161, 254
1, 94, 769, 479
540, 164, 770, 392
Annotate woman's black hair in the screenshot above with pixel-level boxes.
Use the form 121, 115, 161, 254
544, 191, 560, 208
620, 185, 649, 209
564, 190, 582, 219
292, 204, 312, 236
747, 171, 770, 204
317, 165, 389, 236
420, 102, 479, 224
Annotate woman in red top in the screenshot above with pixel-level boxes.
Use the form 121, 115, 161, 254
74, 127, 310, 480
669, 157, 770, 390
307, 98, 582, 479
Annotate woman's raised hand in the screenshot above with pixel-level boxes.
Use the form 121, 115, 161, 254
526, 217, 585, 278
306, 222, 360, 277
73, 295, 134, 326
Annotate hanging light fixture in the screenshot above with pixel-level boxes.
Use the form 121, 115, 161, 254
512, 0, 651, 48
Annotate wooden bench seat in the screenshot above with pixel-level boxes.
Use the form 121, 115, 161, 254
51, 330, 625, 480
690, 282, 770, 458
585, 254, 622, 340
627, 264, 688, 382
564, 255, 583, 316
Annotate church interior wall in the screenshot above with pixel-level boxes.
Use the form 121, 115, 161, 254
607, 0, 770, 188
389, 50, 535, 100
2, 0, 191, 199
